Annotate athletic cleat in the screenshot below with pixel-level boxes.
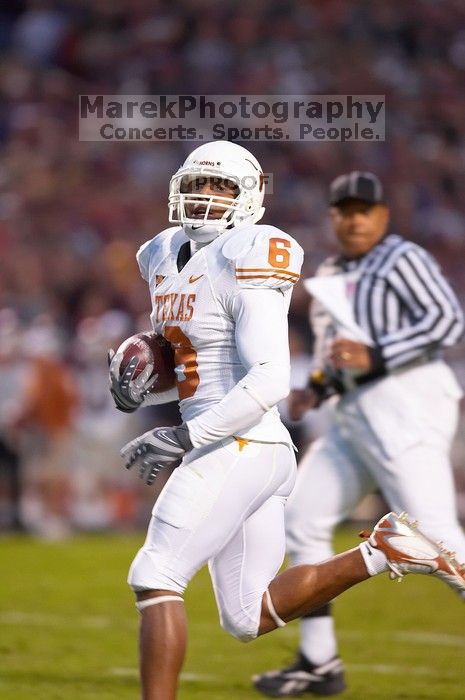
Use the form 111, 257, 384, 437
360, 511, 465, 593
252, 653, 346, 697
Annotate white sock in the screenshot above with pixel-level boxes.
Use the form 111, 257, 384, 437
300, 616, 337, 666
359, 541, 389, 576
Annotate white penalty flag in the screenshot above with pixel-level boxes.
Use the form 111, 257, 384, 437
304, 274, 374, 347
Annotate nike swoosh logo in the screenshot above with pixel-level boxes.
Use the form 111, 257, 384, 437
157, 431, 179, 446
189, 274, 204, 283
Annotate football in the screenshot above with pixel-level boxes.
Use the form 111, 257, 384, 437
117, 331, 176, 393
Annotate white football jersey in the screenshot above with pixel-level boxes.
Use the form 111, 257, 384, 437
137, 224, 303, 442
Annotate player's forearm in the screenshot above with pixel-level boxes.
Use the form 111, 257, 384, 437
141, 386, 179, 407
186, 361, 290, 447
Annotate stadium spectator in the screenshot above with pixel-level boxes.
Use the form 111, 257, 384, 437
16, 316, 79, 538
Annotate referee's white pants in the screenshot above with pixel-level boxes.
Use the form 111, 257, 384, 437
128, 438, 296, 642
286, 360, 465, 566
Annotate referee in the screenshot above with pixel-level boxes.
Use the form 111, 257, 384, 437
253, 172, 465, 698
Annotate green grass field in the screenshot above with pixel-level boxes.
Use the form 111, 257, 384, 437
1, 528, 464, 700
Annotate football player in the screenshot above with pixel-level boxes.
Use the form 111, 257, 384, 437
109, 141, 465, 700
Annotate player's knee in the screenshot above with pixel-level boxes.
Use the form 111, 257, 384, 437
127, 548, 187, 595
219, 607, 259, 643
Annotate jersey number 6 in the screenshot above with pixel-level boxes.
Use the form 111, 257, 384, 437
268, 237, 291, 269
164, 325, 199, 400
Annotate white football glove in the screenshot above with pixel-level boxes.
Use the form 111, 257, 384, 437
108, 348, 157, 413
120, 424, 193, 485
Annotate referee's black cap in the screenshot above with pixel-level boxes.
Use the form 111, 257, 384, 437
329, 171, 384, 206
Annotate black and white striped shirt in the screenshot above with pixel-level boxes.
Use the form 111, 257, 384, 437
311, 233, 463, 374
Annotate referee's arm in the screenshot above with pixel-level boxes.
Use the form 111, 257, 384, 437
377, 246, 464, 370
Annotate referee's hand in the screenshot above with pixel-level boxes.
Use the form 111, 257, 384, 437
328, 338, 373, 372
288, 389, 320, 421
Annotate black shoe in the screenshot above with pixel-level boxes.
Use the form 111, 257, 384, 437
252, 652, 346, 697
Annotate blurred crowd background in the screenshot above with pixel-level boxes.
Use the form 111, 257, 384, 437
1, 0, 465, 537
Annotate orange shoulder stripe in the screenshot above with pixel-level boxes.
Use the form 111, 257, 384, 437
236, 274, 299, 284
235, 267, 300, 279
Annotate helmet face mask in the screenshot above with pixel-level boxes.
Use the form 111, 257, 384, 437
168, 142, 265, 243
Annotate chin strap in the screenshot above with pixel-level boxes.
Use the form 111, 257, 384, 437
184, 223, 223, 244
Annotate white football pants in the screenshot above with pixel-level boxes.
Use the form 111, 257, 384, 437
128, 437, 296, 642
286, 360, 465, 567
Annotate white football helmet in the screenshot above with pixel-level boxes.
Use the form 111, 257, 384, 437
168, 141, 266, 243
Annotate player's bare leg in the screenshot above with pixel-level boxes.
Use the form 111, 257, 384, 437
136, 590, 186, 700
258, 512, 465, 636
135, 554, 369, 698
258, 548, 368, 634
